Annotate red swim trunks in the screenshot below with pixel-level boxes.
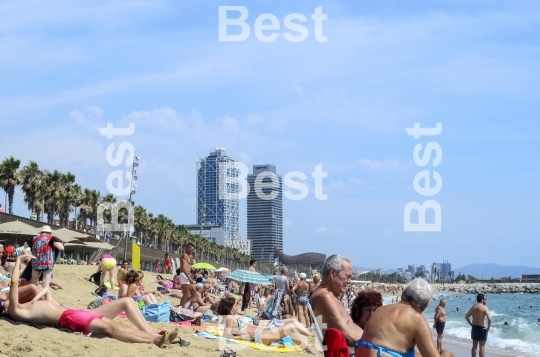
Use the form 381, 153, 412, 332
57, 309, 104, 334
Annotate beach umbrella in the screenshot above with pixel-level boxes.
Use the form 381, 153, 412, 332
0, 220, 39, 236
54, 227, 89, 239
226, 269, 273, 285
192, 262, 216, 270
50, 229, 81, 243
215, 267, 230, 272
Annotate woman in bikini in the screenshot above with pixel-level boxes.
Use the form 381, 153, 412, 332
125, 270, 160, 306
116, 260, 130, 298
219, 297, 315, 352
292, 273, 311, 328
190, 283, 211, 313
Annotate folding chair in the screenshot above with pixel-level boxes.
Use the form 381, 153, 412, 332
254, 293, 265, 319
307, 301, 325, 352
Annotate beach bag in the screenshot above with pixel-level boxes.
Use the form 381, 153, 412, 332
94, 285, 107, 297
141, 301, 171, 323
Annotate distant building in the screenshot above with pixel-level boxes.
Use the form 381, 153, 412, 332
407, 264, 415, 275
441, 260, 452, 280
185, 224, 226, 246
372, 268, 385, 275
403, 272, 412, 280
247, 164, 283, 264
417, 265, 429, 274
197, 148, 240, 240
431, 263, 442, 280
225, 236, 252, 256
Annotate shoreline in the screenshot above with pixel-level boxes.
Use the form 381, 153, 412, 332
434, 331, 512, 357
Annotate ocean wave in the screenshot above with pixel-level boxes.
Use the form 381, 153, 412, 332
445, 321, 540, 357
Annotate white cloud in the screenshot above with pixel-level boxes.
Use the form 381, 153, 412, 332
315, 226, 329, 235
217, 116, 240, 132
122, 107, 186, 132
359, 158, 405, 172
247, 115, 263, 124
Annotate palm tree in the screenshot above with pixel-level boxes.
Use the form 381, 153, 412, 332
19, 160, 43, 218
71, 184, 82, 229
80, 188, 101, 231
0, 156, 22, 214
42, 170, 63, 224
57, 172, 77, 227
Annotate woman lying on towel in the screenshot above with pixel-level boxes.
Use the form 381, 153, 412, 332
218, 296, 315, 352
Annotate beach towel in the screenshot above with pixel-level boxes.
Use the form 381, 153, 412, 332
323, 328, 349, 357
194, 326, 303, 353
267, 290, 283, 319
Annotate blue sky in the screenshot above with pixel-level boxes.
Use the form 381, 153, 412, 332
1, 0, 539, 269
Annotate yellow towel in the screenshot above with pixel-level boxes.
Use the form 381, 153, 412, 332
202, 326, 303, 353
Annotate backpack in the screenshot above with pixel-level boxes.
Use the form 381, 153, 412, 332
94, 285, 107, 297
141, 301, 171, 323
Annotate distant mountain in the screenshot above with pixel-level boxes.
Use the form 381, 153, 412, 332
454, 263, 540, 279
353, 266, 373, 273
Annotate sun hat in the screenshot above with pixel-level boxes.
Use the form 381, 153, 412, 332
40, 225, 52, 233
299, 273, 307, 279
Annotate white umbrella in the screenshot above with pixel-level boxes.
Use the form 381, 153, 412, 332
215, 267, 230, 272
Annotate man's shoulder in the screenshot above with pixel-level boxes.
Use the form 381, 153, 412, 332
310, 287, 335, 304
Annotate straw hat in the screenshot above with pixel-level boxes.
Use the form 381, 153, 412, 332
40, 225, 52, 233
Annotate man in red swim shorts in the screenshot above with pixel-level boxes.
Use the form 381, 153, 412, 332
2, 255, 178, 347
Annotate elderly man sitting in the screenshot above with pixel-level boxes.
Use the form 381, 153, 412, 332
355, 278, 454, 357
310, 254, 363, 347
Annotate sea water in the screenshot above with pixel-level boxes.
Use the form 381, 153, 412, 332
383, 293, 540, 356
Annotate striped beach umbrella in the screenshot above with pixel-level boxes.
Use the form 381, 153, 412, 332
226, 269, 273, 285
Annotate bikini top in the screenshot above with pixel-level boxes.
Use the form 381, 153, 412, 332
355, 340, 415, 357
237, 318, 248, 330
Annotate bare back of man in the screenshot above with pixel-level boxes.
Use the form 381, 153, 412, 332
467, 304, 490, 327
356, 302, 453, 357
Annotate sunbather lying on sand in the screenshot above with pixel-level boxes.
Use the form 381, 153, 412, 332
1, 255, 178, 348
218, 297, 316, 353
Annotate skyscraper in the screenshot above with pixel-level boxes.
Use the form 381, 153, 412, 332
441, 260, 452, 280
247, 164, 283, 263
197, 148, 240, 240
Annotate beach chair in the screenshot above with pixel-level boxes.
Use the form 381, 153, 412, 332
307, 301, 325, 352
307, 302, 355, 356
254, 293, 265, 320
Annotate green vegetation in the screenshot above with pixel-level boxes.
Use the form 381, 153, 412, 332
0, 156, 253, 270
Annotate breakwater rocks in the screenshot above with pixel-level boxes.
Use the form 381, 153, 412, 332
440, 283, 540, 294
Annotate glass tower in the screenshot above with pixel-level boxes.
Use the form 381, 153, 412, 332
197, 148, 240, 240
247, 164, 283, 263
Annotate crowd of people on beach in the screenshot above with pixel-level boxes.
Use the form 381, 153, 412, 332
1, 228, 498, 356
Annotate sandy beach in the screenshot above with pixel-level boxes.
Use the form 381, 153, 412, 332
0, 265, 510, 357
0, 264, 315, 357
